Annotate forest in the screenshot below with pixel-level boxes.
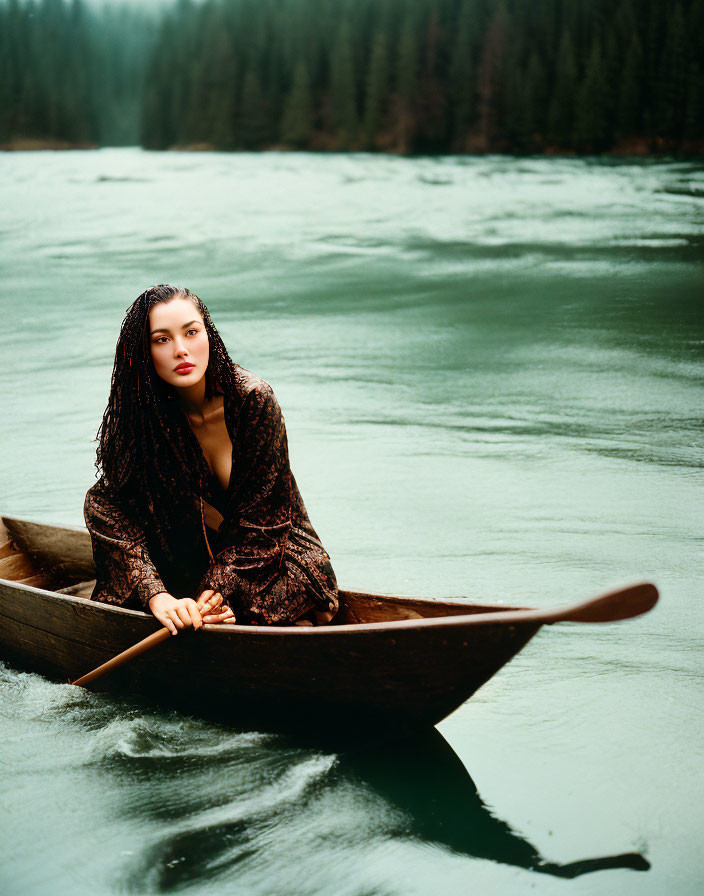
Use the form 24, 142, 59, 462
1, 0, 702, 154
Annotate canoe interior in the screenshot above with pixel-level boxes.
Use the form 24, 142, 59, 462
0, 514, 526, 624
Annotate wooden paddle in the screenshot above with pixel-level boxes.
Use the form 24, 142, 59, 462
438, 583, 659, 628
70, 590, 230, 687
539, 582, 658, 624
70, 583, 657, 688
70, 626, 171, 687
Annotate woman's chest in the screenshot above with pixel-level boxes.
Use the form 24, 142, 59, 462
187, 411, 234, 493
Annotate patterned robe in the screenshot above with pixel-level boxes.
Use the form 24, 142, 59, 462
83, 366, 338, 624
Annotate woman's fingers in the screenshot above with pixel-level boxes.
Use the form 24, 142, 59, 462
211, 615, 238, 625
195, 589, 216, 611
168, 609, 186, 630
154, 596, 234, 634
202, 606, 237, 625
196, 590, 223, 615
207, 603, 230, 615
156, 611, 178, 636
175, 604, 194, 628
148, 592, 180, 635
184, 599, 202, 629
202, 610, 235, 623
204, 594, 223, 615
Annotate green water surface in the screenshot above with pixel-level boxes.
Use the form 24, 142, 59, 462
0, 149, 702, 895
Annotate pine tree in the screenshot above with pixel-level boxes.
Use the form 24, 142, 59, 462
280, 61, 314, 147
184, 51, 211, 145
330, 21, 358, 148
574, 39, 609, 152
414, 4, 447, 152
617, 32, 643, 139
141, 41, 171, 149
684, 0, 704, 138
394, 15, 418, 152
239, 67, 271, 148
643, 0, 667, 137
655, 2, 687, 139
602, 29, 620, 142
0, 0, 20, 141
506, 51, 547, 152
504, 62, 529, 150
547, 29, 578, 148
449, 3, 474, 150
476, 1, 512, 150
684, 62, 704, 140
362, 29, 389, 149
206, 31, 238, 149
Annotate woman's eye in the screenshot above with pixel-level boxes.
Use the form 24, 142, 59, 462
153, 330, 197, 343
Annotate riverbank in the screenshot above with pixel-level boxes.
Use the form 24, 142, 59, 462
0, 138, 98, 151
3, 136, 703, 156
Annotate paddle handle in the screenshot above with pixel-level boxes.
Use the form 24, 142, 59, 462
546, 582, 658, 624
70, 627, 172, 687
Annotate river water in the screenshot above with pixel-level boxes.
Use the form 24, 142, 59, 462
0, 149, 702, 895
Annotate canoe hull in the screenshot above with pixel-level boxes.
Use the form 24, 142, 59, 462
0, 577, 541, 731
0, 514, 657, 734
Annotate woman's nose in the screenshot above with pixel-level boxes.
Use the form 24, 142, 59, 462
173, 337, 187, 356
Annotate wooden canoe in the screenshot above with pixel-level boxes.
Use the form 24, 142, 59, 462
0, 514, 658, 733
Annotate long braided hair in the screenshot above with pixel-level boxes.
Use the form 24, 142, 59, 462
94, 285, 240, 544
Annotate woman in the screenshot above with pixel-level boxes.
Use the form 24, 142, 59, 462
84, 284, 339, 635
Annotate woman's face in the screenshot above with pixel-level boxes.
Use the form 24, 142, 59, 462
148, 297, 209, 388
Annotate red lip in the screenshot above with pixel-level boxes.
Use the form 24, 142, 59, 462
174, 363, 195, 372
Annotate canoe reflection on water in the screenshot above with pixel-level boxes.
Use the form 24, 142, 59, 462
338, 730, 649, 879
110, 728, 648, 892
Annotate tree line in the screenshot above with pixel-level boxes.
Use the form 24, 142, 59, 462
0, 0, 158, 147
2, 0, 703, 154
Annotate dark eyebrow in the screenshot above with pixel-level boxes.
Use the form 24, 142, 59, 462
150, 319, 201, 336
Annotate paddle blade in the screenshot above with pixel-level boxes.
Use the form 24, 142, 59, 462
557, 582, 658, 624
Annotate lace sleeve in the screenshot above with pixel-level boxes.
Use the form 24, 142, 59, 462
84, 478, 167, 610
196, 383, 338, 624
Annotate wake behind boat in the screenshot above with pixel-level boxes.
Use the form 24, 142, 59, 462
0, 515, 658, 733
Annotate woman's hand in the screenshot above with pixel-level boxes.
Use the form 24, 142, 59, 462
148, 590, 237, 634
148, 592, 204, 635
195, 588, 237, 625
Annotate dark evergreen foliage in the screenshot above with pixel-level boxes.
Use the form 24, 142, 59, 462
0, 0, 159, 147
1, 0, 702, 153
